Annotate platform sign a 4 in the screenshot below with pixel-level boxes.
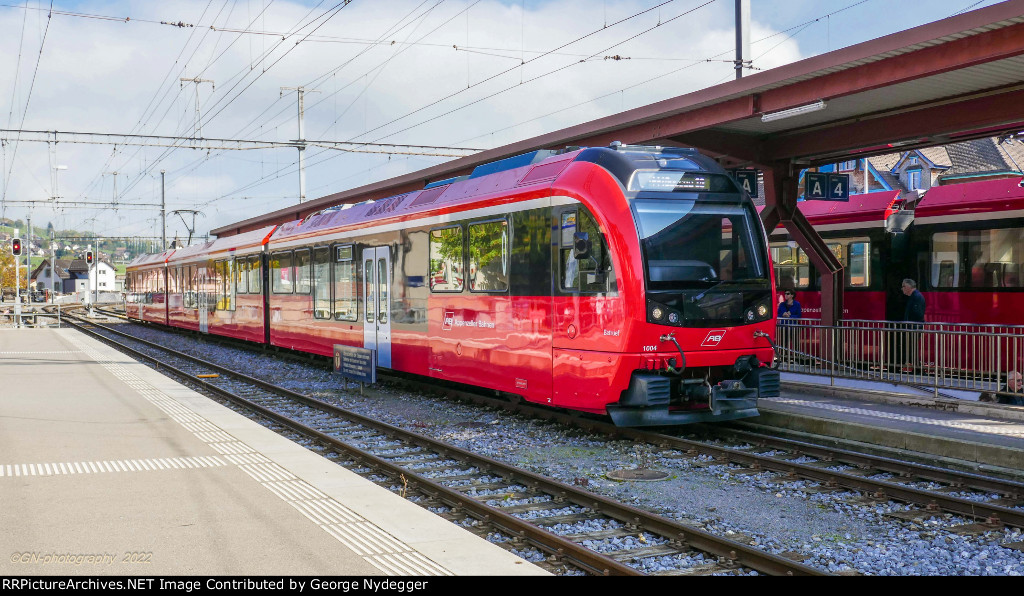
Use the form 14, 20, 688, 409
827, 173, 850, 201
734, 170, 758, 197
805, 172, 829, 200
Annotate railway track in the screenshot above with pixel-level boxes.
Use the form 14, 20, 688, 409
88, 307, 1024, 531
63, 309, 824, 576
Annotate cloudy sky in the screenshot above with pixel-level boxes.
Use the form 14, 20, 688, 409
0, 0, 1005, 245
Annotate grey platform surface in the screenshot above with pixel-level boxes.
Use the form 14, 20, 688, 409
753, 381, 1024, 472
0, 328, 547, 576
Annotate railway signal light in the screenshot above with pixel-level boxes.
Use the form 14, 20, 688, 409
86, 251, 94, 265
11, 238, 22, 256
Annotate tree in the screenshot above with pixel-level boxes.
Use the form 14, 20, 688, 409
0, 246, 24, 290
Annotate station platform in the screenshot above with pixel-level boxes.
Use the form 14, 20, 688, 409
0, 327, 547, 576
736, 375, 1024, 479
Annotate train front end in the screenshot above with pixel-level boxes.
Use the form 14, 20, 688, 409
589, 146, 779, 426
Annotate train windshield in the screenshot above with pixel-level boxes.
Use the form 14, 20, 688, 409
633, 199, 768, 290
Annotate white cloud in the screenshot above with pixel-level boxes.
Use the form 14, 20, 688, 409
0, 0, 805, 241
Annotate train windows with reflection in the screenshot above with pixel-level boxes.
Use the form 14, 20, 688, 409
468, 219, 509, 292
847, 241, 870, 287
930, 228, 1024, 288
560, 209, 616, 294
429, 226, 465, 292
364, 259, 375, 323
224, 259, 235, 311
294, 248, 312, 295
333, 245, 358, 321
235, 257, 247, 295
247, 256, 261, 294
313, 247, 331, 319
272, 251, 293, 294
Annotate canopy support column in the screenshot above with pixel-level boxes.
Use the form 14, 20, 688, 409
760, 165, 844, 328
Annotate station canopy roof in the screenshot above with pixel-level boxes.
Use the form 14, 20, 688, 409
213, 0, 1024, 237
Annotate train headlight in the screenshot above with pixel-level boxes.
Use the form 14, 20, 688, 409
668, 312, 680, 324
652, 306, 665, 321
745, 309, 756, 322
757, 304, 768, 318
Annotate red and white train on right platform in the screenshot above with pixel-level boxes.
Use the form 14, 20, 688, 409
768, 176, 1024, 325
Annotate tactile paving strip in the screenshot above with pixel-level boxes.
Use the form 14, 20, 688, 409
769, 397, 1024, 437
60, 332, 452, 576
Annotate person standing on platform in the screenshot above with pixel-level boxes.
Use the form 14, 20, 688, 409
777, 289, 801, 363
778, 289, 802, 321
902, 279, 926, 323
900, 279, 926, 372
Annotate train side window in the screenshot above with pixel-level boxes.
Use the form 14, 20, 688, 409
560, 208, 616, 293
429, 226, 465, 292
333, 245, 358, 321
184, 266, 193, 308
271, 251, 293, 294
847, 241, 870, 287
313, 247, 331, 319
294, 248, 312, 295
225, 258, 235, 311
235, 257, 247, 295
364, 258, 375, 323
248, 256, 261, 294
796, 248, 810, 288
213, 260, 224, 310
468, 219, 509, 292
930, 231, 960, 288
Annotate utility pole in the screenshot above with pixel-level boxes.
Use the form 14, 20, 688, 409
25, 212, 31, 302
161, 170, 167, 252
93, 238, 99, 309
734, 0, 751, 79
281, 86, 320, 204
13, 227, 20, 324
50, 229, 56, 302
181, 77, 215, 138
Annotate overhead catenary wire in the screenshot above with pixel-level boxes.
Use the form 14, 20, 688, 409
2, 0, 54, 206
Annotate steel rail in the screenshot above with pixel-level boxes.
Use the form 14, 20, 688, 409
367, 371, 1024, 527
455, 389, 1024, 527
93, 306, 1024, 528
64, 313, 825, 577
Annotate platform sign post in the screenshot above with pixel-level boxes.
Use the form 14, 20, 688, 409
734, 169, 758, 197
334, 344, 376, 395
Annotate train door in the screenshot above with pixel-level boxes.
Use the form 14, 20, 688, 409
362, 247, 392, 368
198, 271, 209, 334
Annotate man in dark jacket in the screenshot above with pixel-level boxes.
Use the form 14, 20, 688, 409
902, 279, 925, 322
899, 279, 926, 372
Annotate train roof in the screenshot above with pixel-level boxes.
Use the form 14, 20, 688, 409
126, 250, 175, 269
760, 190, 902, 233
914, 177, 1024, 222
798, 190, 902, 229
162, 241, 214, 264
266, 145, 737, 246
267, 149, 585, 245
168, 225, 278, 263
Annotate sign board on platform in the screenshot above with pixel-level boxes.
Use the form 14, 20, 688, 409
804, 172, 850, 201
733, 170, 758, 197
333, 344, 376, 385
827, 173, 850, 201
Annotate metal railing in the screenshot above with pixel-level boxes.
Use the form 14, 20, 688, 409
0, 304, 62, 328
775, 319, 1024, 402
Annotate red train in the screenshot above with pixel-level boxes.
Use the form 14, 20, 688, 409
767, 177, 1024, 325
127, 144, 780, 426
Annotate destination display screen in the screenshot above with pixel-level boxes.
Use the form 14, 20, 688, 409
629, 170, 737, 193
